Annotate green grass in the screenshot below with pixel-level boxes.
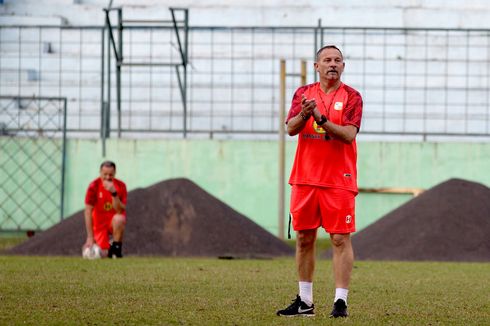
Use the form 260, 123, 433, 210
0, 255, 488, 325
0, 233, 27, 251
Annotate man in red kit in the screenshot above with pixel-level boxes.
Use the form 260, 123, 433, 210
83, 161, 127, 258
276, 45, 362, 318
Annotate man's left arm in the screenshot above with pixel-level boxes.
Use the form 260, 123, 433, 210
111, 192, 126, 213
115, 182, 127, 213
312, 92, 362, 144
104, 180, 126, 213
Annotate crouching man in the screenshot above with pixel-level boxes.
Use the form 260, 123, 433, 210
83, 160, 127, 258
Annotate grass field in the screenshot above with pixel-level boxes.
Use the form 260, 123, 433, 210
1, 238, 489, 325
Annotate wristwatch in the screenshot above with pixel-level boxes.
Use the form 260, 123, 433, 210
316, 114, 327, 126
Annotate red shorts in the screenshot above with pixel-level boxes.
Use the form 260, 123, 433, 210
93, 214, 126, 250
290, 185, 356, 233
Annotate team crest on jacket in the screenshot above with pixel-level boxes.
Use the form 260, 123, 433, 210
104, 202, 113, 211
334, 102, 343, 111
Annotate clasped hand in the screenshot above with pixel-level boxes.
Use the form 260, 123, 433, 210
301, 95, 322, 121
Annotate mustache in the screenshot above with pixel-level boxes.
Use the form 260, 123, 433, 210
327, 69, 338, 73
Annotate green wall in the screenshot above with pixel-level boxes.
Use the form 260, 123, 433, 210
60, 139, 490, 237
3, 138, 490, 236
64, 139, 283, 234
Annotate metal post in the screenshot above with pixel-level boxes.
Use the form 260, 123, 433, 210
170, 8, 189, 138
314, 19, 322, 83
100, 27, 105, 140
320, 20, 324, 51
107, 13, 111, 139
117, 8, 122, 138
102, 101, 108, 157
184, 9, 189, 65
60, 98, 68, 221
183, 9, 189, 138
278, 59, 286, 239
300, 60, 307, 85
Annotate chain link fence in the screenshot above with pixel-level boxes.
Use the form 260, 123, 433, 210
0, 96, 67, 231
0, 25, 490, 139
1, 23, 490, 231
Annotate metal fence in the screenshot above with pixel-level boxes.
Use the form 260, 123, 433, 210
1, 24, 490, 139
0, 96, 67, 231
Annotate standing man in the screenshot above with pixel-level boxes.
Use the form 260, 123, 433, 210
276, 45, 363, 318
83, 161, 127, 258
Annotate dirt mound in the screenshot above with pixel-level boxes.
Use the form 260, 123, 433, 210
332, 178, 490, 262
8, 178, 293, 258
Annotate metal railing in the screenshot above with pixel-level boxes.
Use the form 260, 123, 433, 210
1, 23, 490, 139
102, 6, 189, 140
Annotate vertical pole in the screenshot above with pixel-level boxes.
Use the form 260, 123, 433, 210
183, 68, 188, 138
60, 98, 68, 221
320, 20, 324, 51
171, 8, 189, 138
183, 9, 189, 138
314, 19, 321, 83
100, 27, 105, 140
300, 60, 307, 86
184, 9, 189, 65
278, 59, 286, 239
117, 8, 122, 138
107, 12, 111, 139
102, 102, 107, 157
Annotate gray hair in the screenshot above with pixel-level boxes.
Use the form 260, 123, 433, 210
100, 160, 116, 170
316, 45, 343, 62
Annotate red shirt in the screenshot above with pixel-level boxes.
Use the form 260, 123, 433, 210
286, 82, 363, 193
85, 178, 127, 228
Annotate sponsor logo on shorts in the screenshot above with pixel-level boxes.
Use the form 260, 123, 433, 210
346, 215, 352, 224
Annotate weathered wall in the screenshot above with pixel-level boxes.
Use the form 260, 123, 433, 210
2, 0, 490, 28
58, 139, 490, 236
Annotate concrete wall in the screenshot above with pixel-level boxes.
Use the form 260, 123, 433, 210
2, 0, 490, 28
3, 137, 489, 235
58, 138, 490, 237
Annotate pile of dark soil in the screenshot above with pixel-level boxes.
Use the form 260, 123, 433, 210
337, 178, 490, 262
8, 178, 293, 258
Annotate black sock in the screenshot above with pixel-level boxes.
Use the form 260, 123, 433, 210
111, 241, 123, 257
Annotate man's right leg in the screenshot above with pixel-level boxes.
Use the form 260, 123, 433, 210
296, 229, 318, 294
277, 185, 319, 317
277, 229, 317, 317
